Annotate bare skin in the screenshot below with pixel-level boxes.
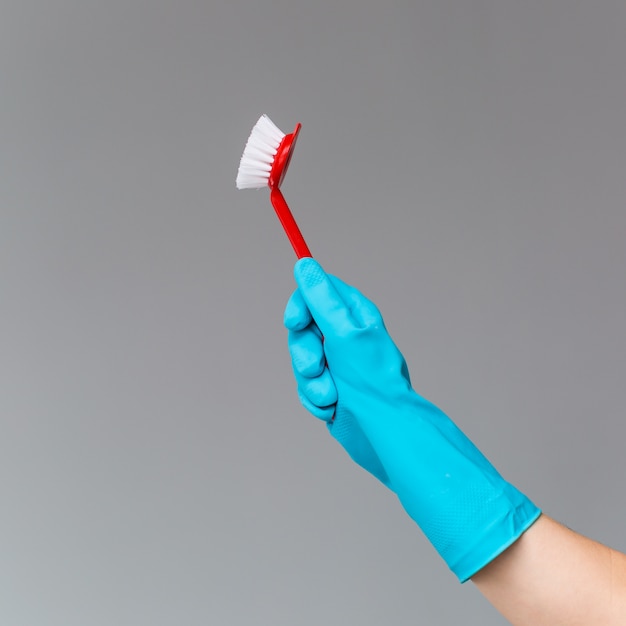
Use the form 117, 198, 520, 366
472, 515, 626, 625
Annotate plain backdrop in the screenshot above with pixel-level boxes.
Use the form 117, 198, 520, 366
1, 1, 625, 624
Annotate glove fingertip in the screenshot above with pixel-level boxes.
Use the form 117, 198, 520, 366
294, 257, 326, 289
288, 329, 325, 378
297, 390, 335, 422
284, 290, 312, 330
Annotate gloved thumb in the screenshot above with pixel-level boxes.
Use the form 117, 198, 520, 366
293, 258, 356, 337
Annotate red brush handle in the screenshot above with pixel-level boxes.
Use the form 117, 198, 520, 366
271, 185, 329, 416
270, 187, 312, 259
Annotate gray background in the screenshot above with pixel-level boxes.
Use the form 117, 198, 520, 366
2, 1, 625, 624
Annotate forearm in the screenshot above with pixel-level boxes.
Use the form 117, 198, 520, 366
285, 260, 626, 621
472, 514, 626, 625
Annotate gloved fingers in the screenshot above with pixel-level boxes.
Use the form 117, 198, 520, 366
329, 275, 384, 328
294, 364, 338, 409
297, 390, 335, 422
283, 288, 312, 331
288, 325, 325, 378
285, 275, 383, 334
293, 258, 355, 337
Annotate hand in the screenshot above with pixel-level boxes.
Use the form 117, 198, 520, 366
284, 264, 408, 486
284, 258, 541, 582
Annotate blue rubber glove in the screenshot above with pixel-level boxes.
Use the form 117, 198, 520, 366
284, 258, 541, 582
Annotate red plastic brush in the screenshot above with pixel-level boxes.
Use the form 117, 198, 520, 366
236, 114, 312, 259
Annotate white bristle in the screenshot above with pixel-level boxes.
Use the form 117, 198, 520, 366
236, 114, 286, 190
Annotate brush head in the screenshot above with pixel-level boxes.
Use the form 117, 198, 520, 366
236, 114, 301, 190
